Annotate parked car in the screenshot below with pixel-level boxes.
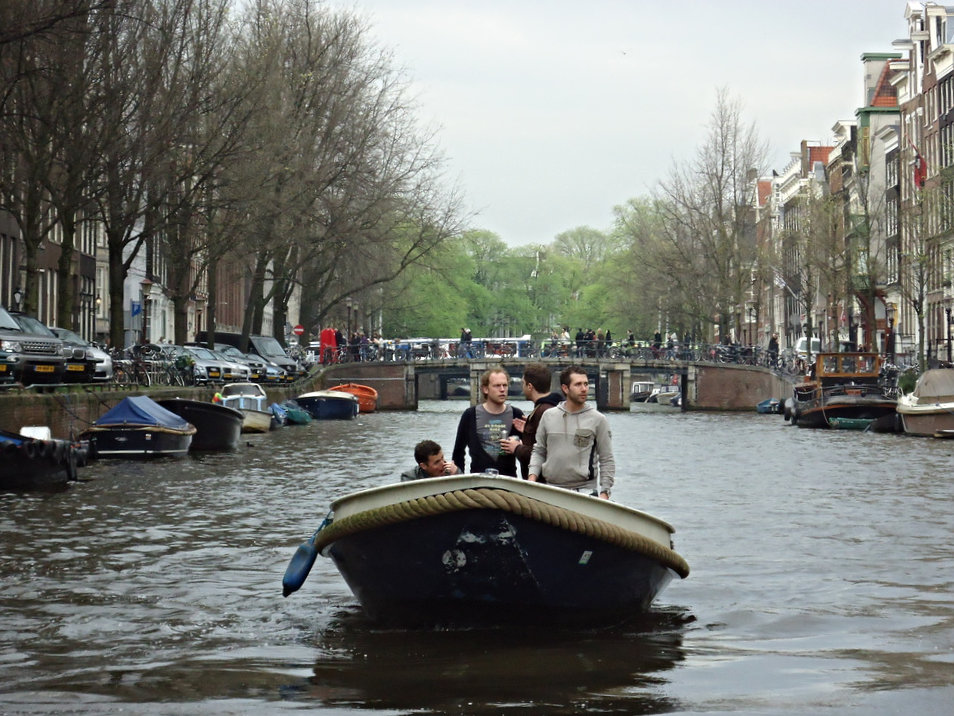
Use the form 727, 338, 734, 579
51, 327, 113, 381
178, 345, 224, 384
210, 344, 272, 383
208, 348, 250, 382
0, 307, 68, 385
197, 331, 303, 381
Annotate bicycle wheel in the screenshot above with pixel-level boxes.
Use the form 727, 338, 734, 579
135, 365, 151, 387
113, 364, 131, 386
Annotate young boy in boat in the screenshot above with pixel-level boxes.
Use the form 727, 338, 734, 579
401, 440, 459, 481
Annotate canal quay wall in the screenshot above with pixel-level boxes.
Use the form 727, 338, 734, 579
0, 362, 792, 439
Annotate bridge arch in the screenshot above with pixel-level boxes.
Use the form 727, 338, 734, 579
315, 358, 793, 412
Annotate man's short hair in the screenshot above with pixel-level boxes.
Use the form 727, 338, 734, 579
414, 439, 442, 465
523, 363, 551, 394
559, 365, 587, 387
480, 366, 508, 388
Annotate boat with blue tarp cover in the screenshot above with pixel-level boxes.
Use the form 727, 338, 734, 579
79, 395, 196, 458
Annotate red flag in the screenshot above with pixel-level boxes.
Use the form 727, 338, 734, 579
913, 147, 927, 188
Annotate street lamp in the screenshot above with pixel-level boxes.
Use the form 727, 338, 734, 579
345, 297, 353, 336
944, 296, 954, 363
12, 287, 23, 311
886, 303, 896, 363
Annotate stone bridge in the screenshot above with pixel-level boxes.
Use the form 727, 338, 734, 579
0, 358, 794, 439
317, 358, 794, 412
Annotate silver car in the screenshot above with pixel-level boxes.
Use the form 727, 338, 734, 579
208, 349, 250, 382
51, 327, 113, 381
179, 345, 224, 384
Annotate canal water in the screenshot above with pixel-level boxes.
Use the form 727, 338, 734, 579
2, 400, 953, 714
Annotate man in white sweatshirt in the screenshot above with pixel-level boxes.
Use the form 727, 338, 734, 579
527, 365, 615, 500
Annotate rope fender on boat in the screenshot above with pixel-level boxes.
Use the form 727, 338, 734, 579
314, 488, 691, 579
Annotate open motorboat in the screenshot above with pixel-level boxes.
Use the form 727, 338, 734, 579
790, 352, 897, 431
896, 368, 954, 437
155, 398, 244, 451
328, 383, 378, 413
217, 382, 272, 433
295, 390, 359, 420
79, 395, 196, 458
281, 399, 312, 425
630, 381, 654, 402
282, 475, 689, 627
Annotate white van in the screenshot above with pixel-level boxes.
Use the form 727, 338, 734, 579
793, 336, 822, 360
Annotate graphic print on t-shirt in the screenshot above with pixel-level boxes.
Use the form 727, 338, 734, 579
476, 404, 513, 458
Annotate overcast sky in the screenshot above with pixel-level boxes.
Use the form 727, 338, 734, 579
328, 0, 912, 246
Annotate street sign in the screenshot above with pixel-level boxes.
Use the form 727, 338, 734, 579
293, 324, 304, 336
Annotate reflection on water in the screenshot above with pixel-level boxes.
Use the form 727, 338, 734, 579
2, 401, 954, 713
304, 609, 691, 714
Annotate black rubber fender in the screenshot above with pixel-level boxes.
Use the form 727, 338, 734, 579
22, 440, 38, 459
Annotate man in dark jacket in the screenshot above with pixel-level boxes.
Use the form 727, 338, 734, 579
452, 367, 524, 475
506, 362, 563, 479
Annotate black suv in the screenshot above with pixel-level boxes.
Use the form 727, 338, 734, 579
0, 306, 67, 385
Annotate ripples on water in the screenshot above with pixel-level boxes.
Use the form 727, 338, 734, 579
2, 400, 953, 714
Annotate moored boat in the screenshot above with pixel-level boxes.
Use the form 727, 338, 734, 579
0, 428, 79, 490
281, 399, 312, 425
282, 475, 689, 627
328, 383, 378, 413
649, 387, 679, 405
155, 398, 244, 451
79, 395, 196, 458
218, 382, 272, 433
896, 368, 954, 437
828, 416, 873, 430
790, 352, 897, 430
756, 398, 781, 414
269, 402, 287, 429
630, 381, 654, 402
295, 390, 359, 420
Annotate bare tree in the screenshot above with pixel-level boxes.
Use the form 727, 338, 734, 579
653, 89, 768, 341
225, 0, 464, 347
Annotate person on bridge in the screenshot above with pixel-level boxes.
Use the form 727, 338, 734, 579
505, 362, 562, 479
452, 366, 524, 476
459, 328, 473, 359
401, 440, 459, 481
527, 365, 615, 500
